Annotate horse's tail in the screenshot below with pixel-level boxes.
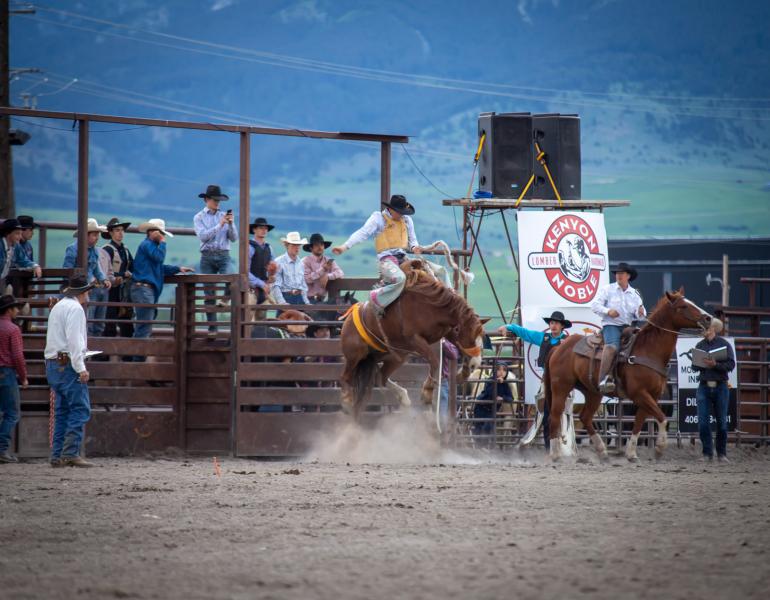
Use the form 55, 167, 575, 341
352, 354, 379, 418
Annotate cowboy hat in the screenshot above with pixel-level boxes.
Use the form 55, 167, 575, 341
198, 184, 229, 201
101, 217, 132, 239
72, 218, 107, 237
280, 231, 308, 246
249, 217, 275, 233
0, 218, 22, 236
303, 232, 332, 252
543, 310, 572, 329
17, 215, 39, 229
612, 262, 638, 282
61, 275, 95, 296
138, 218, 174, 238
0, 294, 24, 312
382, 194, 415, 216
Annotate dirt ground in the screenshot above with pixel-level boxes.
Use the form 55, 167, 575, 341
1, 421, 769, 600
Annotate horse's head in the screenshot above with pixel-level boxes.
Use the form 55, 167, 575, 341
663, 287, 712, 331
453, 314, 488, 375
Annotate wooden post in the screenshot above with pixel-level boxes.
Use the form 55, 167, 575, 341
37, 225, 46, 268
238, 131, 250, 275
76, 119, 89, 269
380, 141, 391, 207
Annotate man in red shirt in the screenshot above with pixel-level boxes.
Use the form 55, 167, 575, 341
0, 294, 28, 463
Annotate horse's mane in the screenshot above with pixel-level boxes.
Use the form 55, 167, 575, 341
402, 265, 479, 331
645, 292, 678, 323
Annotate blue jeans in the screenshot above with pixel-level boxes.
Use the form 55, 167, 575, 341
46, 360, 91, 459
697, 381, 729, 457
439, 378, 449, 429
88, 286, 109, 337
200, 251, 233, 326
0, 367, 20, 453
602, 324, 625, 348
131, 283, 157, 340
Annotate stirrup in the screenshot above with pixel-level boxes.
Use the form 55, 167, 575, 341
598, 377, 616, 394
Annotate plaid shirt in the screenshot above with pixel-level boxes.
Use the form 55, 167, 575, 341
0, 314, 26, 382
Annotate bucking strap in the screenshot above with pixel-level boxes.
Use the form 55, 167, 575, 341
349, 302, 386, 353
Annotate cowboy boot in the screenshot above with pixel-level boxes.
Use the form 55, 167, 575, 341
598, 345, 618, 394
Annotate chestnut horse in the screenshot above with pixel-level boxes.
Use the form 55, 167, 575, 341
545, 288, 711, 462
340, 260, 485, 419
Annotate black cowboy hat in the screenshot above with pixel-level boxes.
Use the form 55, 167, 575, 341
249, 217, 275, 233
612, 262, 638, 282
0, 294, 24, 312
61, 275, 95, 296
543, 310, 572, 329
382, 194, 415, 216
303, 232, 332, 252
306, 323, 332, 338
198, 184, 229, 201
17, 215, 38, 229
101, 217, 132, 239
0, 218, 22, 236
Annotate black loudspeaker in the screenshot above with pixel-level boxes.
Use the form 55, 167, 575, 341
477, 112, 533, 199
532, 113, 581, 200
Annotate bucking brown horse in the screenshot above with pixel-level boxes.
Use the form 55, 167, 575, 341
339, 260, 485, 419
545, 288, 711, 462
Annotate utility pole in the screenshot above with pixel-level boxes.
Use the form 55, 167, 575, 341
0, 0, 11, 218
0, 0, 35, 218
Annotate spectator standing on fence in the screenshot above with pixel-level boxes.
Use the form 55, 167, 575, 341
273, 232, 310, 307
62, 218, 112, 337
8, 217, 42, 322
247, 217, 277, 322
692, 318, 736, 463
498, 310, 571, 451
130, 219, 193, 351
101, 218, 134, 338
193, 185, 237, 332
0, 295, 27, 464
1, 218, 41, 293
302, 233, 344, 304
44, 276, 94, 468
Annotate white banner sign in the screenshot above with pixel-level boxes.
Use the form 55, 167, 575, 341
517, 212, 611, 404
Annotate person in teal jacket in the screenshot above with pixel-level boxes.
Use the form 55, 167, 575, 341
497, 310, 571, 450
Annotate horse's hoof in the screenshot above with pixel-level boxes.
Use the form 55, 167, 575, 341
626, 456, 639, 464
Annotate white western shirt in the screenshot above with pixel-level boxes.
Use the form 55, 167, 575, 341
591, 282, 646, 327
44, 297, 89, 373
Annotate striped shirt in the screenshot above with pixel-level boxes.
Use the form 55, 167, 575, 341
272, 253, 309, 304
193, 208, 238, 252
0, 314, 26, 382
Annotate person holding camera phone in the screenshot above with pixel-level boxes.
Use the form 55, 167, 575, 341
193, 185, 237, 332
302, 233, 344, 304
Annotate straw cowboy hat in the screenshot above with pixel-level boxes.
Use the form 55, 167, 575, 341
61, 275, 95, 296
542, 310, 572, 329
198, 184, 229, 201
612, 262, 638, 282
303, 233, 332, 252
101, 217, 132, 239
280, 231, 308, 246
382, 194, 415, 216
138, 218, 174, 238
72, 218, 107, 237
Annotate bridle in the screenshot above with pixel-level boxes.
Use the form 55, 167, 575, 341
646, 296, 711, 338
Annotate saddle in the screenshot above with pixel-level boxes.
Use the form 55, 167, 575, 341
574, 327, 668, 396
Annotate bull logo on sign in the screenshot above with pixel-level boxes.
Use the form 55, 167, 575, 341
527, 215, 607, 304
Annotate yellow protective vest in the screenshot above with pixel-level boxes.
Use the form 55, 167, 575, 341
374, 211, 408, 254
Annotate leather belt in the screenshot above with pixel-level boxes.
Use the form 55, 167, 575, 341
133, 281, 153, 288
284, 289, 302, 296
705, 381, 720, 388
